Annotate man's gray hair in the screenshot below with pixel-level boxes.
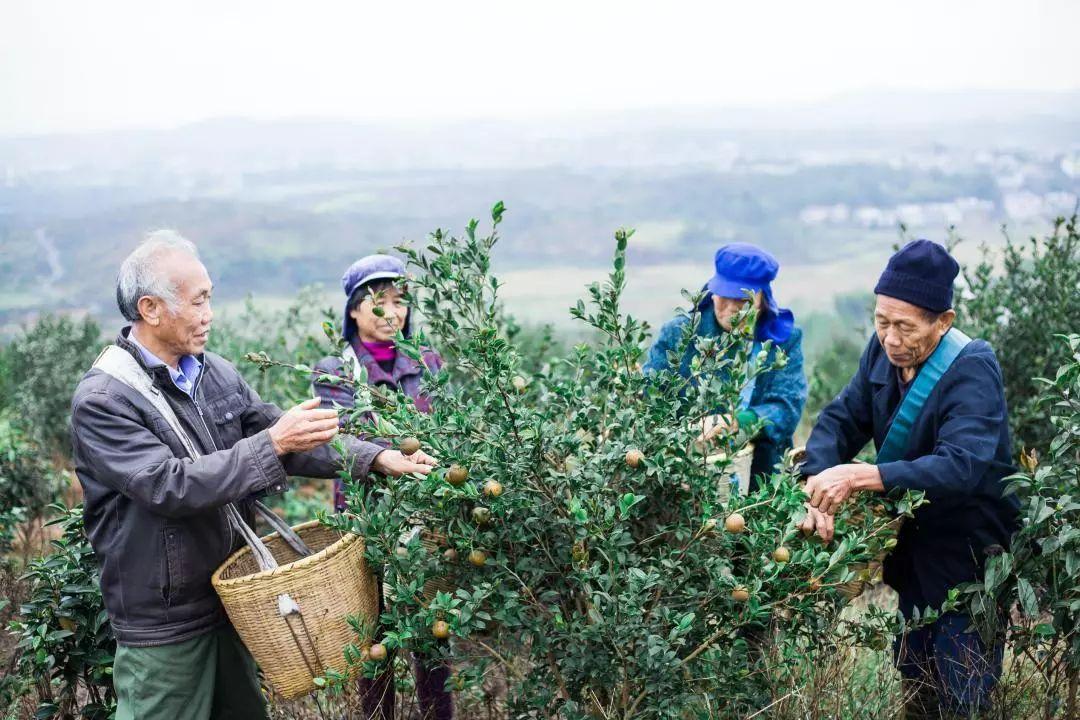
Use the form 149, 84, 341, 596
115, 230, 199, 322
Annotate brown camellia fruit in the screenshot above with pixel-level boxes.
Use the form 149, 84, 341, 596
432, 620, 451, 640
625, 448, 645, 468
808, 577, 822, 592
483, 480, 504, 498
471, 506, 491, 525
399, 437, 421, 455
368, 643, 388, 662
447, 465, 469, 486
511, 375, 527, 393
731, 586, 750, 602
468, 549, 487, 567
724, 512, 746, 534
442, 548, 459, 563
772, 546, 791, 563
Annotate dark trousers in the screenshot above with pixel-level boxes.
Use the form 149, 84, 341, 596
894, 612, 1002, 717
359, 649, 453, 720
359, 581, 454, 720
335, 498, 453, 719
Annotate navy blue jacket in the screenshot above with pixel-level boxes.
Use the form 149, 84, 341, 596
644, 305, 808, 483
803, 333, 1019, 615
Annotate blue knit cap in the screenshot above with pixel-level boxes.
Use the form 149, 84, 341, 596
874, 239, 959, 313
702, 243, 794, 343
341, 254, 409, 341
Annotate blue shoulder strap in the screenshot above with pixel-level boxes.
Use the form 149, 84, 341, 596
876, 328, 972, 464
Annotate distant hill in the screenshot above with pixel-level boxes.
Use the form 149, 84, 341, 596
1, 91, 1076, 333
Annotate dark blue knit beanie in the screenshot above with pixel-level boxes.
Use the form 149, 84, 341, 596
874, 239, 959, 313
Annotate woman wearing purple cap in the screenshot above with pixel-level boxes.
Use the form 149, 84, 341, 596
312, 254, 452, 719
643, 243, 808, 488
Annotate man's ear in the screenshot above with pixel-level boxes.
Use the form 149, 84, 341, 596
938, 309, 956, 336
137, 296, 162, 327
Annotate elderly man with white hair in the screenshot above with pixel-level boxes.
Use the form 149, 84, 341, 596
70, 230, 435, 720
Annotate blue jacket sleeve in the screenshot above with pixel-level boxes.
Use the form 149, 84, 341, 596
643, 317, 687, 376
801, 336, 876, 475
747, 328, 808, 446
877, 352, 1007, 499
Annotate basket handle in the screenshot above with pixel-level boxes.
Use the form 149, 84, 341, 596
253, 501, 314, 557
225, 501, 315, 572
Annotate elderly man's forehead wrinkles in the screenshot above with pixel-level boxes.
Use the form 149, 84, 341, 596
875, 297, 923, 324
170, 258, 212, 301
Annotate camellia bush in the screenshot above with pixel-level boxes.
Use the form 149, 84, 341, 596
959, 334, 1080, 719
213, 286, 335, 409
0, 419, 66, 557
0, 314, 102, 457
4, 505, 116, 720
954, 215, 1080, 452
251, 203, 921, 718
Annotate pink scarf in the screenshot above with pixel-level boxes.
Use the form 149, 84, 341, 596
360, 340, 397, 363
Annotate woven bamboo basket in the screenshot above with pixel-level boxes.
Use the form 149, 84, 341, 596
708, 443, 755, 501
211, 520, 379, 699
384, 525, 454, 604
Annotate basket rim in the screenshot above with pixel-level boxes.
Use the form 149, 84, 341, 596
211, 519, 361, 589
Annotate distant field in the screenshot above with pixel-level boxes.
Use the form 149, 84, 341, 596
211, 249, 980, 347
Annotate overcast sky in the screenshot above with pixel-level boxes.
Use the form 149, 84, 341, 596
1, 0, 1078, 136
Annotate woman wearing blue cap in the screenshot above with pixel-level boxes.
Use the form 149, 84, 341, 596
643, 243, 808, 488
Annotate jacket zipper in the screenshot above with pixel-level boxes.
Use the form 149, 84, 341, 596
186, 363, 236, 552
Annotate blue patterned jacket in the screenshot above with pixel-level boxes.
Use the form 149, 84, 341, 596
643, 304, 808, 482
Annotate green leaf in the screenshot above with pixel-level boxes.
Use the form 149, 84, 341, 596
1016, 577, 1038, 617
1033, 623, 1056, 638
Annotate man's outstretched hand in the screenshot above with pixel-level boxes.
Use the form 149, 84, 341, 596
799, 503, 835, 542
269, 398, 339, 455
372, 448, 438, 477
804, 463, 885, 515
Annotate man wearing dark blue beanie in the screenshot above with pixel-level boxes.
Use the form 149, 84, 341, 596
799, 239, 1019, 718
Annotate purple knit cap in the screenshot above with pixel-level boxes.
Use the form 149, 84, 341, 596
341, 254, 407, 341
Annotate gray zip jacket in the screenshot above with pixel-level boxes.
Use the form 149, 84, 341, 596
70, 328, 383, 647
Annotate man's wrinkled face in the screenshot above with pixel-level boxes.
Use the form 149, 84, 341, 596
713, 292, 763, 332
873, 295, 954, 369
141, 251, 214, 358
